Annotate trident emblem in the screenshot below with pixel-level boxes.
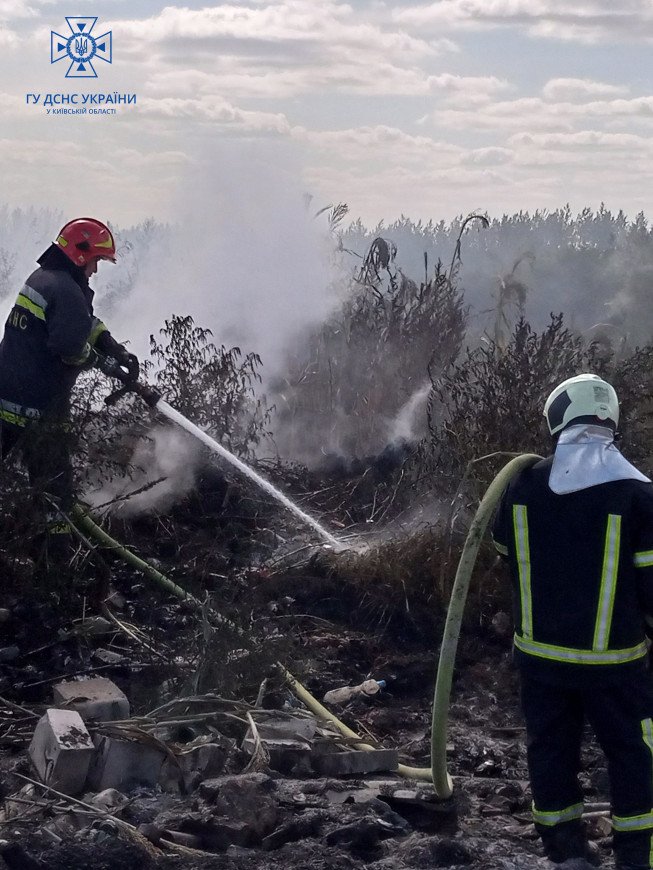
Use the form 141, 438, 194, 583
51, 17, 112, 79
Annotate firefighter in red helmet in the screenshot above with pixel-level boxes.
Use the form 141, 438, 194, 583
0, 217, 137, 572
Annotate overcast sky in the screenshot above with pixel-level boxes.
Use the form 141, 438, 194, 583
1, 0, 652, 227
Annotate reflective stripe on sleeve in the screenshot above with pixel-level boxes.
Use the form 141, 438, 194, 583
513, 505, 533, 639
15, 292, 46, 321
593, 514, 621, 651
0, 399, 41, 428
20, 285, 48, 311
635, 551, 653, 568
88, 318, 108, 347
514, 633, 647, 665
532, 802, 584, 827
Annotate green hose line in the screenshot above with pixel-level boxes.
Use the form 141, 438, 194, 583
72, 504, 201, 606
430, 453, 541, 798
75, 454, 541, 799
280, 455, 542, 796
280, 665, 433, 782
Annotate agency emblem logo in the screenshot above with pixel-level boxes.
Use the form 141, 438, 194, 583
50, 17, 112, 78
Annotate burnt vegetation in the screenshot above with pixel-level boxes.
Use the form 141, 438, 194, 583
1, 205, 653, 693
0, 204, 653, 628
2, 206, 653, 866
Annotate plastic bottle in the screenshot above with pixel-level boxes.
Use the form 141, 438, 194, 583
322, 679, 386, 705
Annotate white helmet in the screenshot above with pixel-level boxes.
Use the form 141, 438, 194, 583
544, 373, 619, 436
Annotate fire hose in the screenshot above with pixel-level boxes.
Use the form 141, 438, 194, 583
77, 357, 541, 798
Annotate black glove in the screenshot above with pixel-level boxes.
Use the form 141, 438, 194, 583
93, 348, 139, 384
114, 347, 140, 383
95, 332, 139, 382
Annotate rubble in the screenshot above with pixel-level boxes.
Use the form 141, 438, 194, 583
242, 712, 316, 774
0, 548, 615, 870
52, 677, 130, 723
314, 748, 399, 777
87, 734, 165, 791
28, 709, 94, 796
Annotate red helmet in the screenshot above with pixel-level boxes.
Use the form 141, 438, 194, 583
55, 217, 117, 267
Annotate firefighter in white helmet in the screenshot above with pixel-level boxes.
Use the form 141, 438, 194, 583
493, 374, 653, 870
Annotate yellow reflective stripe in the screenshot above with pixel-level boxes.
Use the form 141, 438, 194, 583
493, 539, 508, 556
514, 633, 647, 665
15, 293, 45, 321
532, 801, 584, 826
635, 551, 653, 568
613, 811, 653, 832
0, 409, 27, 427
593, 514, 621, 651
0, 399, 40, 420
636, 718, 653, 854
513, 505, 533, 638
57, 235, 68, 248
20, 285, 48, 310
88, 318, 108, 346
95, 236, 114, 250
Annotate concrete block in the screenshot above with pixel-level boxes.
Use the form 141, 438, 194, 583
256, 714, 317, 743
242, 714, 316, 774
53, 677, 130, 723
87, 735, 165, 792
28, 709, 94, 795
313, 749, 399, 777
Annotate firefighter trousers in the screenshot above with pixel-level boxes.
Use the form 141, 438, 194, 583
0, 418, 74, 538
521, 667, 653, 869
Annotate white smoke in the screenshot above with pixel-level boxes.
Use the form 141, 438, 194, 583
99, 143, 343, 381
388, 382, 430, 444
84, 425, 203, 517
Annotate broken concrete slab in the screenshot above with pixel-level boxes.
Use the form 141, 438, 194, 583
159, 739, 231, 793
241, 713, 317, 775
86, 735, 165, 792
92, 649, 127, 666
198, 773, 279, 839
28, 709, 94, 796
53, 677, 130, 723
253, 713, 317, 743
313, 749, 399, 777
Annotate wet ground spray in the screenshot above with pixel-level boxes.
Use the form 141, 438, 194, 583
156, 399, 346, 550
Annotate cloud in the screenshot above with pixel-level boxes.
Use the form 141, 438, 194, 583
542, 78, 630, 102
297, 125, 463, 167
393, 1, 653, 44
137, 95, 292, 133
110, 1, 455, 97
428, 73, 511, 103
144, 59, 462, 99
436, 95, 653, 132
0, 26, 18, 46
0, 1, 37, 20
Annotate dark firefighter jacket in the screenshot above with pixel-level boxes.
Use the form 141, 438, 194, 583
492, 455, 653, 683
0, 244, 119, 425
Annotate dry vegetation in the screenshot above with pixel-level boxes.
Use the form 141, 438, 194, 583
2, 208, 653, 665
